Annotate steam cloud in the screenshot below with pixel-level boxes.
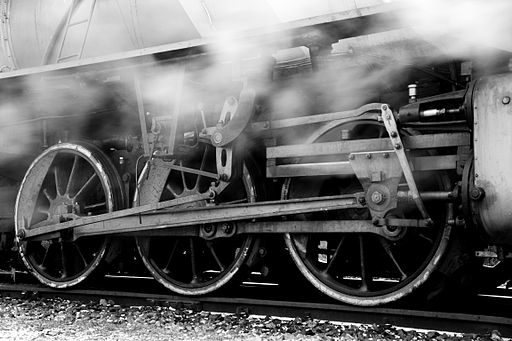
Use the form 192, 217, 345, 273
1, 0, 511, 174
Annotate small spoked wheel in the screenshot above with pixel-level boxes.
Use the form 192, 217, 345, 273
135, 144, 257, 295
15, 142, 124, 288
283, 120, 452, 306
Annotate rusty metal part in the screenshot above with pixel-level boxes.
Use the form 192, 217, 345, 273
349, 150, 402, 218
471, 73, 512, 244
381, 104, 430, 222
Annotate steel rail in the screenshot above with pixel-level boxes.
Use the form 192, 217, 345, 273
0, 282, 510, 337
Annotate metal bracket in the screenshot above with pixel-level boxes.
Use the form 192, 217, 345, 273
349, 150, 402, 219
215, 96, 242, 181
381, 104, 431, 221
211, 85, 256, 147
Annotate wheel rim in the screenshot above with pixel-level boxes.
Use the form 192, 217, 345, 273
15, 142, 123, 288
283, 120, 451, 306
136, 144, 256, 295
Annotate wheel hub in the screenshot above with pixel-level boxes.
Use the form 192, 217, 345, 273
48, 195, 81, 219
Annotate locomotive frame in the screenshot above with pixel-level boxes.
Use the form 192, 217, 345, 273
1, 2, 511, 307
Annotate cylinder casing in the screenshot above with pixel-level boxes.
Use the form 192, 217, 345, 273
472, 73, 512, 244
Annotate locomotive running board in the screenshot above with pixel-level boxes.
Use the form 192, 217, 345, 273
19, 193, 367, 241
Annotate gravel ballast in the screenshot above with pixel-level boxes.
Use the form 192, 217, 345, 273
0, 297, 504, 341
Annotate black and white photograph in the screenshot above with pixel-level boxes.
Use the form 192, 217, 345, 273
0, 0, 511, 339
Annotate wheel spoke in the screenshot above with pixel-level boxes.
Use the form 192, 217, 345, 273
162, 239, 178, 274
66, 156, 80, 195
180, 161, 188, 191
189, 238, 199, 284
193, 146, 209, 190
43, 188, 53, 201
83, 202, 107, 211
378, 126, 387, 138
73, 173, 98, 199
165, 184, 180, 198
379, 238, 407, 280
358, 235, 369, 292
324, 236, 345, 275
54, 167, 62, 196
38, 244, 51, 270
206, 241, 225, 271
37, 208, 50, 219
59, 242, 69, 278
73, 243, 88, 268
419, 233, 434, 244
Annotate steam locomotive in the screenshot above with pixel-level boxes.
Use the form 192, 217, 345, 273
0, 0, 510, 306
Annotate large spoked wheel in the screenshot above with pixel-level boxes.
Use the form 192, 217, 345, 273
15, 142, 124, 288
135, 144, 258, 295
283, 120, 451, 306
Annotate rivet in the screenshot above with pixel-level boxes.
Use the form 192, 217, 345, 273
212, 132, 223, 144
366, 153, 372, 159
503, 96, 511, 105
390, 131, 398, 138
348, 154, 355, 160
383, 152, 389, 158
394, 143, 401, 150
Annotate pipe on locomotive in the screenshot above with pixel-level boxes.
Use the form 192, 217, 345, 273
396, 74, 512, 244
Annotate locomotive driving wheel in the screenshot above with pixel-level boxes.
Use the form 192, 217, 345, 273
15, 142, 124, 288
282, 120, 451, 306
135, 144, 258, 295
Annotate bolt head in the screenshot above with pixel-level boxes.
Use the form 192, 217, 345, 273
16, 229, 26, 240
222, 223, 233, 234
470, 187, 485, 201
212, 132, 223, 144
370, 191, 385, 204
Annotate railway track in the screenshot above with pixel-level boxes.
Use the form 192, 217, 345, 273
1, 276, 511, 338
